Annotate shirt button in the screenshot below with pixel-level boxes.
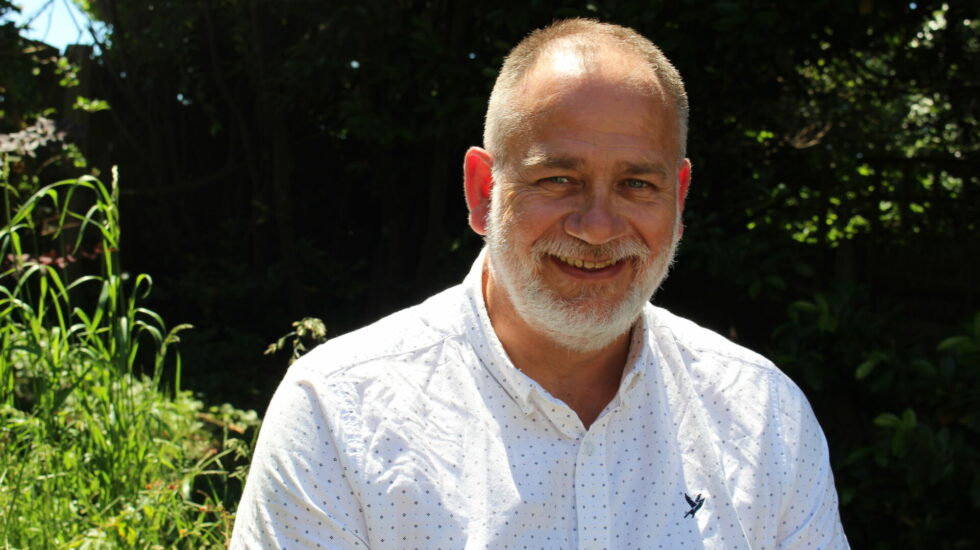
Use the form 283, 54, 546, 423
583, 441, 595, 456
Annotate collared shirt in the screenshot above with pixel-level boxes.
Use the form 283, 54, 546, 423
231, 251, 849, 549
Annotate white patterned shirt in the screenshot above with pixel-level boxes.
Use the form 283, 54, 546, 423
231, 251, 849, 549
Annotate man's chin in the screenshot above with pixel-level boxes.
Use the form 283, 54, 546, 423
536, 315, 637, 354
517, 291, 644, 353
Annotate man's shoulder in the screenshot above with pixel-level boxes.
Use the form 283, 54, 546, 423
643, 311, 844, 547
647, 305, 773, 369
288, 283, 470, 383
645, 305, 808, 411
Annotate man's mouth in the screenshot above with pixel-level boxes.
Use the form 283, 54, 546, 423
553, 255, 620, 271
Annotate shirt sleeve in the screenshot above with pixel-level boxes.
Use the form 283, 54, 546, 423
774, 374, 850, 550
230, 373, 370, 550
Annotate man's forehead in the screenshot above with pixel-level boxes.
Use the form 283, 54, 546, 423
510, 63, 679, 154
519, 40, 663, 100
509, 47, 671, 145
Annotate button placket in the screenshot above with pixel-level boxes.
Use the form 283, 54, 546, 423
575, 417, 611, 550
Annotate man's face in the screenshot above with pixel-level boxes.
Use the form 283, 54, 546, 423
485, 49, 688, 352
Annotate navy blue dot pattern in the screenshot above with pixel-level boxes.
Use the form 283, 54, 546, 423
231, 251, 849, 549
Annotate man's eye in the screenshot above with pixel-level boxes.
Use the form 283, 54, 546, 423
624, 179, 651, 189
541, 176, 572, 185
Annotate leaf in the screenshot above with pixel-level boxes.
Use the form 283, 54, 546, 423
901, 408, 917, 427
874, 412, 902, 429
765, 275, 786, 290
73, 96, 111, 113
856, 350, 889, 379
855, 359, 876, 380
937, 335, 970, 352
814, 293, 830, 314
790, 300, 817, 313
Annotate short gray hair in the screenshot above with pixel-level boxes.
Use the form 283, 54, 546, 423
484, 19, 689, 165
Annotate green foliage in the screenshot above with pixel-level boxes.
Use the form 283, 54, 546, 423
773, 289, 979, 548
737, 3, 978, 247
264, 316, 328, 365
73, 96, 110, 113
1, 11, 62, 132
1, 1, 109, 199
0, 163, 258, 548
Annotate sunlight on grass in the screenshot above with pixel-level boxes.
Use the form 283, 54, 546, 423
0, 162, 258, 548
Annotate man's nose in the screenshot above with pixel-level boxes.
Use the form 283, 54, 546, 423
563, 194, 627, 245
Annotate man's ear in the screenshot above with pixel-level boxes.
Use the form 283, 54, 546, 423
677, 158, 692, 237
677, 158, 692, 215
464, 147, 494, 235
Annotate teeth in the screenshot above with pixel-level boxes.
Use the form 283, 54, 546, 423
556, 255, 617, 270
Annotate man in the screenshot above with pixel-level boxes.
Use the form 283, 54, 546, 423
232, 19, 849, 549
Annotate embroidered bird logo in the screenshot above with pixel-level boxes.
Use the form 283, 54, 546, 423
684, 493, 705, 518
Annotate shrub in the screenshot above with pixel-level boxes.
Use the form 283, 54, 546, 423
773, 288, 979, 549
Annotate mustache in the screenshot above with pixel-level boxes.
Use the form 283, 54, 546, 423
530, 235, 651, 262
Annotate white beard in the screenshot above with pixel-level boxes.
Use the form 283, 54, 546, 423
485, 196, 679, 353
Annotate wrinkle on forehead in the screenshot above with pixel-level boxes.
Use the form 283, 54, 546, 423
521, 147, 670, 176
511, 59, 672, 151
522, 134, 666, 160
518, 91, 678, 158
525, 127, 661, 151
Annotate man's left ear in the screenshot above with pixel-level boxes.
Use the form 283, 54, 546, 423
677, 158, 692, 215
676, 159, 692, 238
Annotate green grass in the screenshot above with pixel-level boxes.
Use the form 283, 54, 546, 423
1, 165, 258, 548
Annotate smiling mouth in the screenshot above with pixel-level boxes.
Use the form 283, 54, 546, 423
553, 255, 620, 271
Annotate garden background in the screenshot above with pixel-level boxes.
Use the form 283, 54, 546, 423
1, 0, 977, 548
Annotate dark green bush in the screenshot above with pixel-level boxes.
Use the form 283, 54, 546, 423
774, 288, 979, 549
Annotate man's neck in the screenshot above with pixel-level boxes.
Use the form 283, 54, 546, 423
483, 269, 632, 429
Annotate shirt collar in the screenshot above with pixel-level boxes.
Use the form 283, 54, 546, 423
463, 248, 538, 415
617, 313, 648, 408
462, 248, 651, 418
